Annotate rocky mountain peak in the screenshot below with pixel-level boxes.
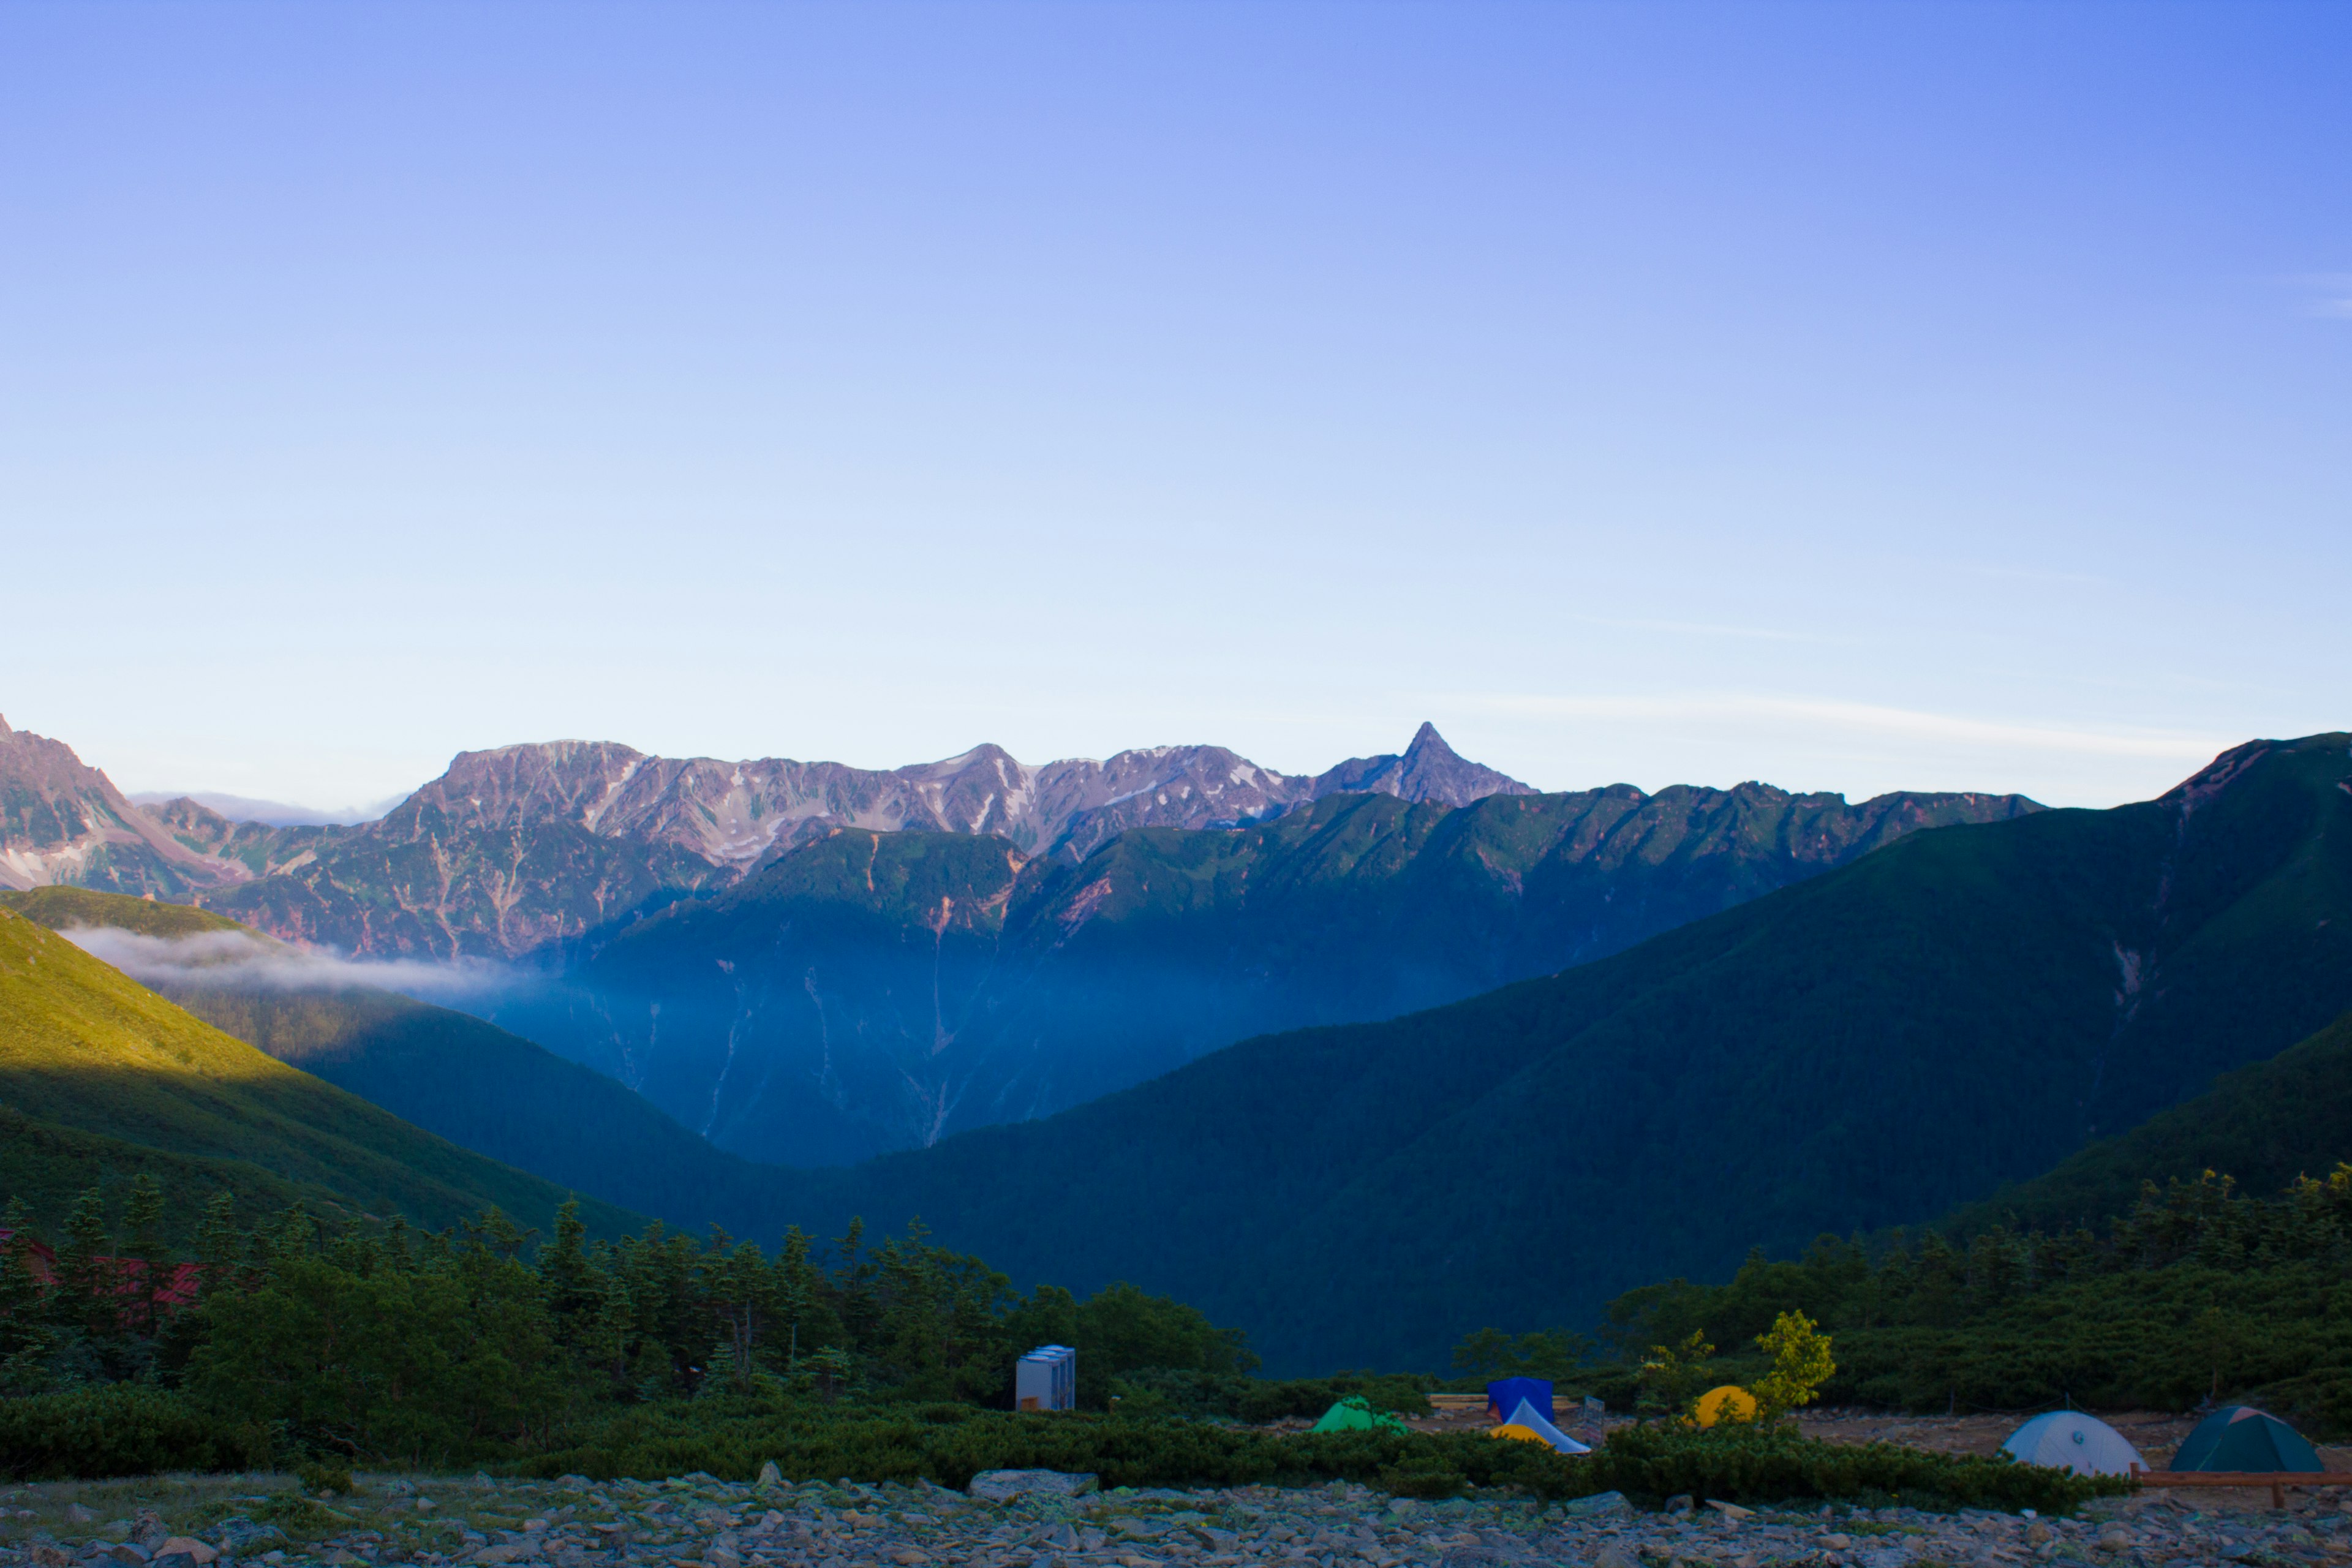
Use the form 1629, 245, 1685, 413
1308, 722, 1536, 809
0, 723, 246, 895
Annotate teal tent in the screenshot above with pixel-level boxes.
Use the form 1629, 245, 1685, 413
2171, 1407, 2323, 1473
1311, 1396, 1407, 1434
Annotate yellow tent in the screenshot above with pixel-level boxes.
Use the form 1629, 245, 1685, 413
1490, 1423, 1549, 1444
1694, 1385, 1757, 1427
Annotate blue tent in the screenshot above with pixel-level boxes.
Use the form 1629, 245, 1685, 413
2171, 1407, 2323, 1474
1486, 1378, 1553, 1424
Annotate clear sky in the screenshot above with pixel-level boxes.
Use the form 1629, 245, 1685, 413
2, 2, 2345, 813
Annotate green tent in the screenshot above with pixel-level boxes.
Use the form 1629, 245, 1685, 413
1311, 1396, 1408, 1434
2171, 1406, 2323, 1473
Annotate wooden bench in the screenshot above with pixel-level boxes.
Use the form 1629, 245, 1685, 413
2133, 1471, 2352, 1509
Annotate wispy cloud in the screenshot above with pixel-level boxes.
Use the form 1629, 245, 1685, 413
62, 926, 512, 1002
1561, 615, 1839, 644
1446, 692, 2230, 761
2288, 273, 2352, 319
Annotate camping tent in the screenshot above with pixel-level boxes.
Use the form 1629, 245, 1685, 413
1487, 1378, 1554, 1423
1694, 1385, 1758, 1428
1311, 1396, 1407, 1434
1491, 1423, 1548, 1445
1504, 1396, 1592, 1455
2171, 1407, 2323, 1473
2000, 1412, 2147, 1477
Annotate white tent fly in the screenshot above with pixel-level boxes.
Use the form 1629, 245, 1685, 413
1505, 1397, 1593, 1455
2000, 1412, 2146, 1477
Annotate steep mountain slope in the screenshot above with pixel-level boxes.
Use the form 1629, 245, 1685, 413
0, 906, 644, 1236
533, 780, 2037, 1164
774, 733, 2352, 1373
0, 888, 777, 1232
0, 718, 251, 897
204, 724, 1534, 959
1949, 1008, 2352, 1235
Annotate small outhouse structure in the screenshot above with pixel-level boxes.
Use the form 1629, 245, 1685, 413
1016, 1344, 1077, 1411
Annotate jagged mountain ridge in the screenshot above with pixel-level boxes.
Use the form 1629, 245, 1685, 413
513, 776, 2041, 1165
192, 723, 1532, 958
0, 715, 1532, 958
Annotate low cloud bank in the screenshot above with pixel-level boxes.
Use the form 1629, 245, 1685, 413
63, 925, 517, 1004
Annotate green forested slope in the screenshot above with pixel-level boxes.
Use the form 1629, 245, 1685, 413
0, 908, 644, 1237
541, 782, 2035, 1164
162, 984, 786, 1229
1950, 1008, 2352, 1234
782, 734, 2352, 1374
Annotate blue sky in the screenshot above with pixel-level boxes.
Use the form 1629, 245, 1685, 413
2, 2, 2346, 812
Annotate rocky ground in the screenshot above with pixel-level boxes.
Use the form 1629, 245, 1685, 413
3, 1465, 2351, 1568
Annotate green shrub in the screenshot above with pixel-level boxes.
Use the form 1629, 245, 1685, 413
0, 1384, 246, 1479
1109, 1369, 1436, 1422
295, 1459, 356, 1496
1577, 1422, 2124, 1513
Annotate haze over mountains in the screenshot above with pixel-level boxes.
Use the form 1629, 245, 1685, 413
7, 709, 2352, 1378
0, 712, 2037, 1163
527, 779, 2039, 1163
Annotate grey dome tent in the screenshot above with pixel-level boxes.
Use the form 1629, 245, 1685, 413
2000, 1412, 2146, 1477
2172, 1406, 2323, 1474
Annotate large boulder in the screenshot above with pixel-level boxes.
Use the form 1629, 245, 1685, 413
966, 1471, 1099, 1503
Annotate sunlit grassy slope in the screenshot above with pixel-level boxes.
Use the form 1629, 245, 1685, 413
0, 886, 789, 1231
0, 885, 249, 938
0, 908, 643, 1236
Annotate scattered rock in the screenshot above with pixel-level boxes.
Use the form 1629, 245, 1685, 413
132, 1511, 168, 1551
213, 1519, 287, 1556
1566, 1492, 1631, 1518
757, 1461, 783, 1485
1705, 1499, 1755, 1520
1823, 1533, 1854, 1550
64, 1505, 96, 1525
156, 1541, 216, 1567
2024, 1522, 2054, 1546
1594, 1547, 1642, 1568
29, 1547, 68, 1568
1664, 1494, 1695, 1515
968, 1469, 1101, 1502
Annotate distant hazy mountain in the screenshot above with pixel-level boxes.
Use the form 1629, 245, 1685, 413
198, 723, 1536, 959
127, 790, 401, 827
514, 778, 2039, 1165
769, 733, 2352, 1373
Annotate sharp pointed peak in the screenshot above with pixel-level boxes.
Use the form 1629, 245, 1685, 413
1404, 721, 1457, 758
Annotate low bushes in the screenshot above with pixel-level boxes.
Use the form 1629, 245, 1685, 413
1108, 1369, 1438, 1422
0, 1384, 263, 1480
0, 1383, 2122, 1515
521, 1399, 2122, 1514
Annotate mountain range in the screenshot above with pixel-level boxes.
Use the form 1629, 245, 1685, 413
513, 778, 2039, 1164
6, 728, 2352, 1381
5, 715, 2034, 1162
755, 731, 2352, 1371
1, 715, 1534, 958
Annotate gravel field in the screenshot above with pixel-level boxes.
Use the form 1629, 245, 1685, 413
4, 1463, 2351, 1568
